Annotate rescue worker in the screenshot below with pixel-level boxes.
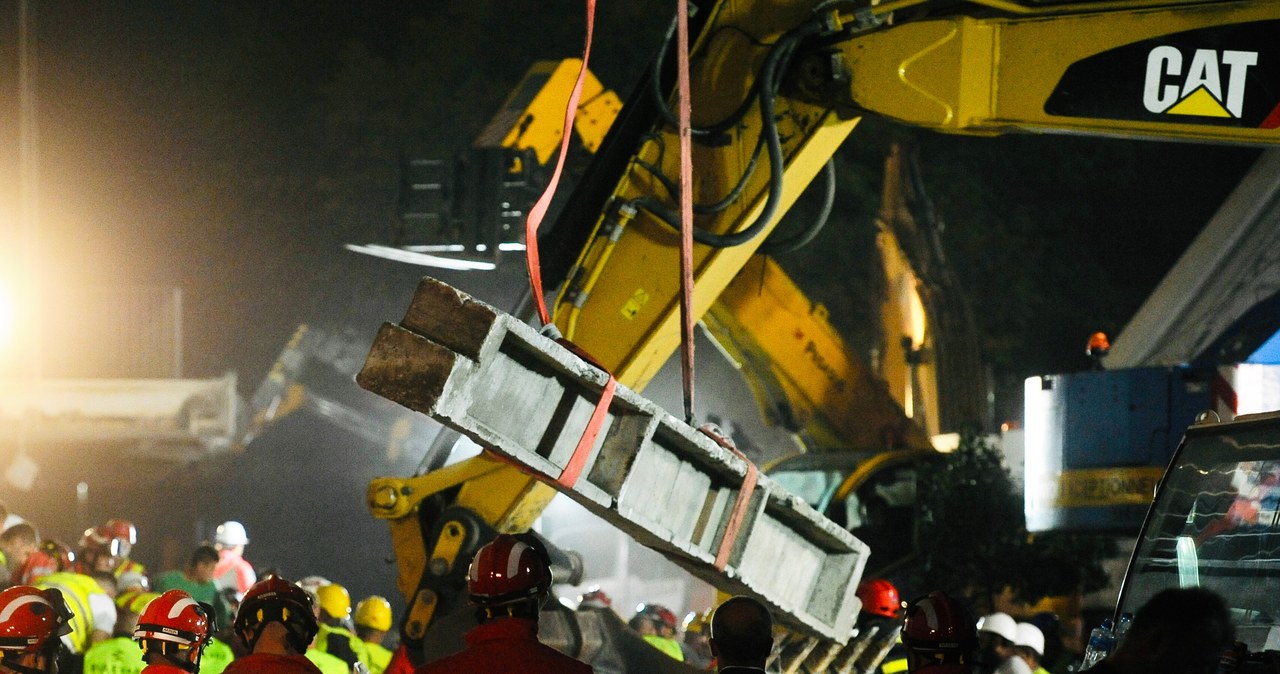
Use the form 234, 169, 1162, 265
1012, 623, 1048, 674
976, 612, 1028, 674
290, 580, 350, 674
575, 587, 612, 612
855, 578, 908, 674
102, 520, 146, 586
133, 590, 212, 674
681, 609, 713, 669
314, 583, 368, 672
77, 528, 122, 577
1, 525, 58, 585
210, 523, 254, 598
414, 533, 593, 674
708, 595, 773, 673
38, 541, 75, 575
353, 597, 392, 674
222, 575, 323, 674
0, 585, 74, 674
153, 547, 232, 634
36, 568, 118, 655
83, 590, 153, 674
630, 603, 683, 661
901, 592, 978, 674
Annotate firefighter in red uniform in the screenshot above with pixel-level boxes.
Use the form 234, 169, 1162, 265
415, 533, 593, 674
223, 576, 324, 674
0, 585, 74, 674
901, 592, 979, 674
134, 589, 213, 674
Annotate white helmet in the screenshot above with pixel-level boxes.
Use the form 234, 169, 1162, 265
215, 521, 249, 546
1015, 622, 1045, 656
977, 612, 1019, 644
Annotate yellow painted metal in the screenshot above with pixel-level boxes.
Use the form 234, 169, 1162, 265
551, 0, 863, 390
833, 447, 941, 503
476, 59, 620, 164
705, 256, 929, 450
839, 2, 1280, 144
1042, 466, 1165, 508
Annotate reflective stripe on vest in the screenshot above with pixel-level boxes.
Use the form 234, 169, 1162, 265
36, 572, 103, 652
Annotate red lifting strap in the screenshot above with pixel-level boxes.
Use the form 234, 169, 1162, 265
524, 0, 597, 328
555, 338, 617, 490
701, 425, 760, 571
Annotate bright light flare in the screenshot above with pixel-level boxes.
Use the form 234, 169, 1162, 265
0, 282, 16, 350
344, 243, 497, 271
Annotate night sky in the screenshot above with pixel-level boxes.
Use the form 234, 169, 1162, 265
0, 1, 1263, 601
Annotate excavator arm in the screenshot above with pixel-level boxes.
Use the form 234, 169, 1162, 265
363, 1, 1280, 668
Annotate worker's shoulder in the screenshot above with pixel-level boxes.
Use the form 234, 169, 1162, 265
225, 653, 325, 674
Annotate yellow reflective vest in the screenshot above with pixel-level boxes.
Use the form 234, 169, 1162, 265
82, 637, 144, 674
363, 642, 392, 674
37, 572, 110, 653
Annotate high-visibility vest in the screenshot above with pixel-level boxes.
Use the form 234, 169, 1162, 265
316, 624, 369, 669
37, 572, 109, 653
642, 634, 685, 661
363, 642, 392, 674
307, 648, 351, 674
82, 637, 144, 674
200, 637, 237, 674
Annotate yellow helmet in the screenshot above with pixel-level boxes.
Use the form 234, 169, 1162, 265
316, 583, 351, 619
354, 596, 393, 632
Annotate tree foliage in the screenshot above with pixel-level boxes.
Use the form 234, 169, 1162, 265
915, 431, 1115, 609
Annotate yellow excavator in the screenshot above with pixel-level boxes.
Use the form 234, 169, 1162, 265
356, 1, 1280, 671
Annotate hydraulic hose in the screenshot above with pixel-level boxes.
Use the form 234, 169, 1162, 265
758, 158, 837, 255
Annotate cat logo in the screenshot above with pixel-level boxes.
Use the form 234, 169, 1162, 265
1143, 46, 1258, 118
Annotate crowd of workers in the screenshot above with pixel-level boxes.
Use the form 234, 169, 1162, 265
0, 505, 1237, 674
0, 508, 395, 674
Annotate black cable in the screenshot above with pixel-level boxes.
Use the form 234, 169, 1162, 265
758, 158, 837, 255
634, 20, 825, 249
650, 14, 764, 139
635, 131, 767, 215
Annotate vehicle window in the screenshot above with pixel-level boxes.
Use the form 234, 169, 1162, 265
1121, 423, 1280, 651
771, 469, 845, 511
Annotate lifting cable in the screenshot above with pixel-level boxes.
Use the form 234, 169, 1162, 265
520, 0, 617, 489
675, 0, 697, 425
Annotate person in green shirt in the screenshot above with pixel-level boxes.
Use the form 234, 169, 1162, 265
153, 546, 233, 630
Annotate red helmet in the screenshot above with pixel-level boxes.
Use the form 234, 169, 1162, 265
234, 575, 318, 654
78, 527, 122, 571
134, 590, 211, 672
467, 534, 552, 606
636, 603, 679, 634
857, 578, 902, 619
902, 592, 977, 664
577, 587, 612, 609
0, 586, 73, 670
103, 519, 137, 557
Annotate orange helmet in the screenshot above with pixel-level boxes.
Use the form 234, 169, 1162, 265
467, 534, 551, 606
902, 592, 977, 665
134, 590, 212, 672
856, 578, 903, 619
234, 575, 318, 654
0, 586, 73, 673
